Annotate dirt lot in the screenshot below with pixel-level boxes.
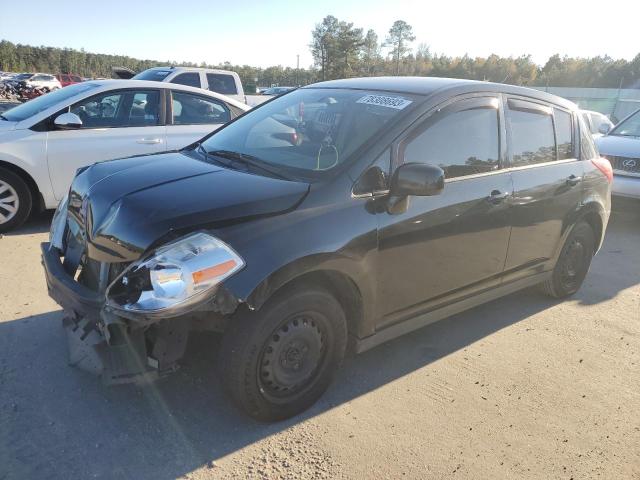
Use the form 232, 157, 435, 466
0, 199, 638, 480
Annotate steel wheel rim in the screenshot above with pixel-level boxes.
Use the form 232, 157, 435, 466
0, 180, 19, 225
560, 238, 586, 290
258, 313, 326, 401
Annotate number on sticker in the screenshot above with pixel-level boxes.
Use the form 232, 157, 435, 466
356, 95, 412, 110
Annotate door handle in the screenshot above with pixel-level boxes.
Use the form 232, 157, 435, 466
565, 175, 582, 187
137, 138, 162, 145
487, 190, 510, 204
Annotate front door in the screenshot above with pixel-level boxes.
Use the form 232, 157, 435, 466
46, 88, 165, 199
502, 97, 584, 281
377, 96, 512, 327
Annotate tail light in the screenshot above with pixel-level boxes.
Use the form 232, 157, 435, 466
592, 157, 613, 183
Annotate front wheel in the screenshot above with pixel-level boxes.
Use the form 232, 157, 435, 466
0, 167, 32, 233
541, 221, 595, 298
218, 284, 347, 422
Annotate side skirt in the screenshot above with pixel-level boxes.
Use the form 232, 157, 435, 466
354, 271, 551, 354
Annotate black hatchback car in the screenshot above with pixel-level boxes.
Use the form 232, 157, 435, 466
42, 77, 612, 421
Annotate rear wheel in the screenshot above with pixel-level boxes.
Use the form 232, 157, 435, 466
218, 284, 347, 422
0, 167, 32, 233
541, 221, 595, 298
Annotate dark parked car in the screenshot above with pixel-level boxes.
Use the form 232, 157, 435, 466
261, 86, 295, 96
42, 77, 612, 421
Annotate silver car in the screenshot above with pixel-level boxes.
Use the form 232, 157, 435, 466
595, 108, 640, 199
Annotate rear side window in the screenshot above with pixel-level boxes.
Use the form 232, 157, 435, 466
578, 116, 599, 160
554, 109, 573, 160
170, 72, 201, 88
508, 101, 555, 166
403, 105, 500, 179
206, 73, 238, 95
171, 91, 230, 125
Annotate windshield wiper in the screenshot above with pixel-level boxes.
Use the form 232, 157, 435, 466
0, 114, 8, 121
205, 149, 291, 181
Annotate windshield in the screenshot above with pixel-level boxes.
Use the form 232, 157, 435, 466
610, 109, 640, 137
201, 88, 418, 177
132, 69, 172, 81
1, 82, 100, 122
15, 73, 33, 80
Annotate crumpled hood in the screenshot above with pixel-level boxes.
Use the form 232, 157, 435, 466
68, 151, 310, 262
595, 135, 640, 158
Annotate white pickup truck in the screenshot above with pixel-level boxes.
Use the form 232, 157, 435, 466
131, 67, 269, 107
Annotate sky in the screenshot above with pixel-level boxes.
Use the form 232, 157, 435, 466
1, 0, 638, 69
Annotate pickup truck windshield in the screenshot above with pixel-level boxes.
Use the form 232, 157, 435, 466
201, 88, 418, 177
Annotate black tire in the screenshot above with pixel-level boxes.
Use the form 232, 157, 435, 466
0, 167, 32, 233
218, 284, 347, 422
541, 221, 595, 298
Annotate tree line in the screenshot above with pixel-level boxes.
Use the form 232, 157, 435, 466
310, 16, 640, 88
1, 16, 639, 91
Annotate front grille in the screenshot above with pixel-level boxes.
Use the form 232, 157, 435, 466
606, 155, 640, 176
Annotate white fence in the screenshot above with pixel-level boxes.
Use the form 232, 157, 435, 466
531, 87, 640, 122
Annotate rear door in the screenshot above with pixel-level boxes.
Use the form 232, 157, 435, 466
377, 95, 513, 326
503, 97, 584, 281
165, 90, 233, 150
46, 88, 166, 199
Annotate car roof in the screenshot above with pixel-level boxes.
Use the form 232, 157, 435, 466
142, 66, 237, 75
305, 76, 577, 110
83, 79, 249, 110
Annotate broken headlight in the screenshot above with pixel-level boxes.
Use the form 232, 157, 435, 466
107, 232, 244, 316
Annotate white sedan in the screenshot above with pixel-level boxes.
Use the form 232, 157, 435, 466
0, 80, 249, 231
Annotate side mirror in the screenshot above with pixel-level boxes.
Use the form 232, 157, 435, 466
54, 112, 83, 130
598, 123, 611, 135
390, 162, 445, 197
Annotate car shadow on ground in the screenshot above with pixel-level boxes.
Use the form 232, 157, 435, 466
1, 202, 637, 479
3, 210, 53, 236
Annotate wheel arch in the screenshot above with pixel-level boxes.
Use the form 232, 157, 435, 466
0, 159, 44, 211
243, 261, 373, 340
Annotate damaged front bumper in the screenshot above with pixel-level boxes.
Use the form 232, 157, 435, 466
41, 242, 190, 384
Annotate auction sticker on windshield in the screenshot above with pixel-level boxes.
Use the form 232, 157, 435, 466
356, 94, 412, 110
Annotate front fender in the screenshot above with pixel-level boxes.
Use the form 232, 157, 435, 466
216, 195, 380, 337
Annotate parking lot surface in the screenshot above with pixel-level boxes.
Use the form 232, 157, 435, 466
0, 200, 638, 479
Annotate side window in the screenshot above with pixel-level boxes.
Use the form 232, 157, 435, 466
554, 109, 573, 160
403, 104, 500, 179
70, 90, 160, 128
581, 112, 594, 133
578, 115, 599, 160
170, 72, 201, 88
171, 91, 230, 125
206, 74, 238, 95
508, 101, 555, 166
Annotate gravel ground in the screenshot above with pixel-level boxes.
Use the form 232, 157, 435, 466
0, 199, 638, 480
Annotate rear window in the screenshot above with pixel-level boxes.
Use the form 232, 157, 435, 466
206, 73, 238, 95
132, 69, 172, 81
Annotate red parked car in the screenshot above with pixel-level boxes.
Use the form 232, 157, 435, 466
55, 73, 83, 87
